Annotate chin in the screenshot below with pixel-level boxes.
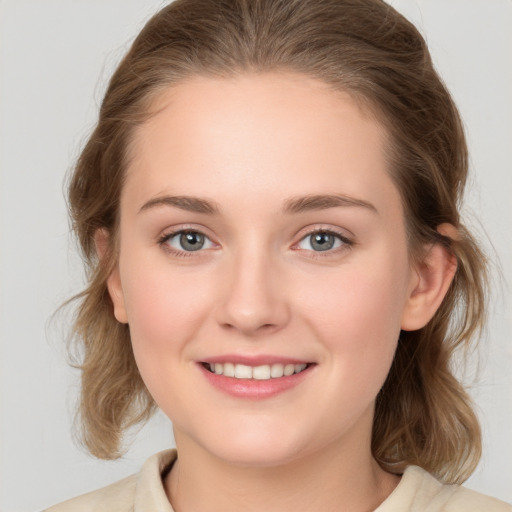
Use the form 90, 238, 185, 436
209, 444, 303, 468
190, 424, 318, 468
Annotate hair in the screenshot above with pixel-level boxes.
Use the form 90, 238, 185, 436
68, 0, 487, 483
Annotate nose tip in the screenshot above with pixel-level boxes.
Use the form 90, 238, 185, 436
220, 311, 282, 337
219, 289, 290, 337
216, 257, 290, 337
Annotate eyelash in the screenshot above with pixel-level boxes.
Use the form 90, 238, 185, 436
158, 228, 214, 259
294, 228, 354, 259
157, 227, 354, 259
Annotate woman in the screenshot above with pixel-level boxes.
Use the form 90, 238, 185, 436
45, 0, 511, 510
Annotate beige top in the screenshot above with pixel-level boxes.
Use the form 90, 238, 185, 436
44, 449, 511, 512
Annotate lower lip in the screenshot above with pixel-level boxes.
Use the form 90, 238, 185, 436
198, 364, 313, 400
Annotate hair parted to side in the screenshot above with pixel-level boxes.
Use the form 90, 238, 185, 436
68, 0, 487, 482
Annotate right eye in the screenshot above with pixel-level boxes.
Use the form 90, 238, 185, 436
160, 230, 215, 253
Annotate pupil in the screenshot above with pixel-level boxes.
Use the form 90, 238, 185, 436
311, 232, 334, 251
180, 232, 204, 251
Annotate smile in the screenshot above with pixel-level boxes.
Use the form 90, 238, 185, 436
203, 362, 309, 380
199, 359, 314, 399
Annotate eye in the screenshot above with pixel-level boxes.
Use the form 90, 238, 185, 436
161, 230, 215, 252
297, 230, 349, 252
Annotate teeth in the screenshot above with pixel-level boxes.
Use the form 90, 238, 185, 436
234, 364, 253, 379
270, 363, 284, 378
206, 362, 309, 380
253, 365, 271, 380
284, 363, 295, 376
223, 362, 235, 377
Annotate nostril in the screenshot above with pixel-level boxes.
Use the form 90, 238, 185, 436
219, 321, 279, 335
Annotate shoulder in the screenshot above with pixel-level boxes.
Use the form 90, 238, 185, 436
43, 449, 177, 512
443, 484, 512, 512
43, 474, 137, 512
377, 466, 512, 512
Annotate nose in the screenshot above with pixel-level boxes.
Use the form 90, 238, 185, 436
216, 247, 291, 337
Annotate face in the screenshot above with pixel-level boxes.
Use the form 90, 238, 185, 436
108, 73, 422, 467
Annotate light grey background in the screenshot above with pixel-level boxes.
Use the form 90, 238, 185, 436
0, 1, 511, 510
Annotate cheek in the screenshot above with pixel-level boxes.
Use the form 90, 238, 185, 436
119, 255, 216, 363
118, 259, 221, 414
297, 251, 410, 375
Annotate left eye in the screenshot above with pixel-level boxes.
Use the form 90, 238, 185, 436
164, 230, 214, 252
297, 231, 345, 252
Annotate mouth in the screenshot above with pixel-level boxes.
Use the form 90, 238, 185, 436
201, 362, 311, 380
198, 358, 315, 399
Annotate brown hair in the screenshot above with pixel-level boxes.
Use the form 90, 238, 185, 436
68, 0, 486, 483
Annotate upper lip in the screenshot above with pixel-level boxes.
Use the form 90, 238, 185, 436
200, 354, 313, 366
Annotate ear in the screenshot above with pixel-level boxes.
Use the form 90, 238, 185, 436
401, 223, 458, 331
95, 228, 128, 324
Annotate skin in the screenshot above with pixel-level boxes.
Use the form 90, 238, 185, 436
105, 72, 456, 512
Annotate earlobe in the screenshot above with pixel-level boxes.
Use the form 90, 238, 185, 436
107, 266, 129, 324
94, 229, 128, 324
401, 224, 458, 331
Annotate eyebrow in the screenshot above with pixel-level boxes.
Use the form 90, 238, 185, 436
139, 195, 219, 214
283, 194, 379, 215
138, 193, 378, 215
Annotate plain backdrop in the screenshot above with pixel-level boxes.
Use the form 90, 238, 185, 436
0, 1, 511, 510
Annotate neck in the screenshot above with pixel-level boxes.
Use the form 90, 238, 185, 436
165, 428, 399, 512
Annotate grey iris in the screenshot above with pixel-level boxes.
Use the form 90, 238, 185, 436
310, 232, 335, 251
180, 232, 205, 251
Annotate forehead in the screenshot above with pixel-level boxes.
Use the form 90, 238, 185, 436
123, 72, 398, 215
